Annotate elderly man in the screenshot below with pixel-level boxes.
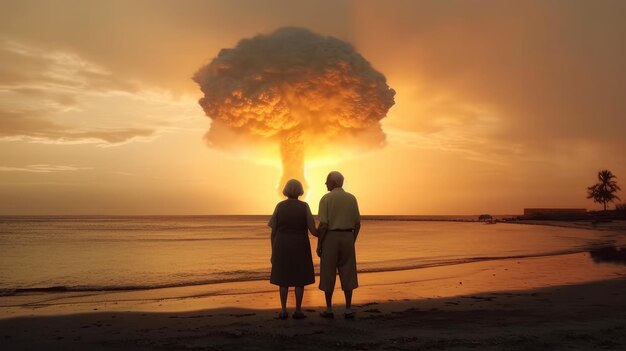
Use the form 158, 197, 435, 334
317, 171, 361, 319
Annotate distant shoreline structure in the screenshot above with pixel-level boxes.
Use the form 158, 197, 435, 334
0, 211, 623, 222
0, 214, 519, 222
523, 208, 587, 215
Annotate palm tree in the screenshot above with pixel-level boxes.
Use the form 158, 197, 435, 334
587, 170, 621, 212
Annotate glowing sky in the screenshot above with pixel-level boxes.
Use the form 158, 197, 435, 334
1, 0, 625, 215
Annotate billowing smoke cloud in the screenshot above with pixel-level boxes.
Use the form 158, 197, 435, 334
193, 27, 395, 193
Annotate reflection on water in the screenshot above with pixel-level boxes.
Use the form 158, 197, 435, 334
0, 216, 621, 295
589, 246, 626, 266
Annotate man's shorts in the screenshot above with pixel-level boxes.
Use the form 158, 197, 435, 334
319, 230, 358, 292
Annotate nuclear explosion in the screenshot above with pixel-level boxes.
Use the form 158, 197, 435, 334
193, 27, 395, 194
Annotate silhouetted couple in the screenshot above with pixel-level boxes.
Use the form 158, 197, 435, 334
268, 171, 361, 320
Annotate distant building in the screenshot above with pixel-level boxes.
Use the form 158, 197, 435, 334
522, 208, 587, 220
523, 208, 586, 216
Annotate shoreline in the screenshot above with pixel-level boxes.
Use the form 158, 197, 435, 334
0, 246, 604, 298
2, 251, 624, 318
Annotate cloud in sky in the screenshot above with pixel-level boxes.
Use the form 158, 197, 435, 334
0, 39, 138, 91
0, 109, 156, 145
0, 38, 154, 145
0, 164, 92, 173
0, 38, 206, 146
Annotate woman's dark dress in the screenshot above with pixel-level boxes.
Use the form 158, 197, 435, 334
269, 199, 315, 287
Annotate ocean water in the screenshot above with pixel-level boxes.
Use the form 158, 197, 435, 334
0, 216, 619, 296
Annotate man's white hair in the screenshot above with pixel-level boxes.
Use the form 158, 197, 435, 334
327, 171, 344, 187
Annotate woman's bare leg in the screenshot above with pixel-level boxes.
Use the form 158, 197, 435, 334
279, 286, 288, 313
295, 286, 304, 312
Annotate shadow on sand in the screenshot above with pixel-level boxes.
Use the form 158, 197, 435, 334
589, 246, 626, 266
1, 279, 626, 350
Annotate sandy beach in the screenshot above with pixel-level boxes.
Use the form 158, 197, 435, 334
3, 278, 626, 350
2, 236, 626, 350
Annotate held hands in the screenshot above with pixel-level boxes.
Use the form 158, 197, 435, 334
316, 223, 327, 258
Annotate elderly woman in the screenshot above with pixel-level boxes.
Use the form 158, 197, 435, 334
268, 179, 318, 319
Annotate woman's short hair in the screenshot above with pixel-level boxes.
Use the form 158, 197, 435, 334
282, 179, 304, 198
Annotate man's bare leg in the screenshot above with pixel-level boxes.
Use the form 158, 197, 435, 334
344, 290, 352, 310
320, 290, 335, 317
325, 291, 333, 310
344, 290, 354, 318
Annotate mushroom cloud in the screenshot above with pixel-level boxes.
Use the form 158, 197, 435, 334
193, 27, 395, 194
